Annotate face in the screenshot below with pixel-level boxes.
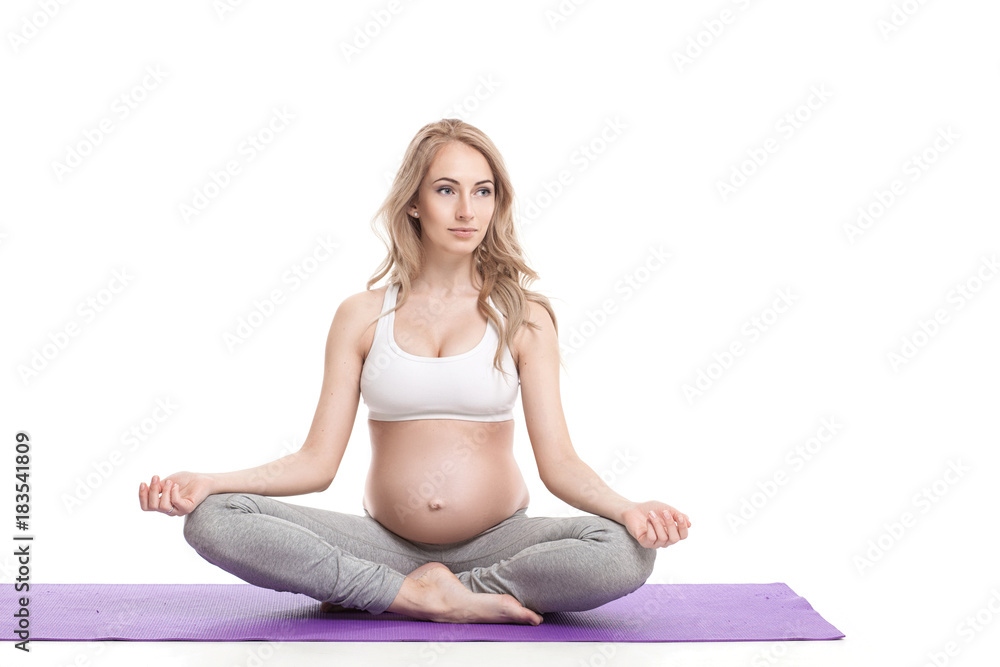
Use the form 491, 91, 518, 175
410, 141, 496, 252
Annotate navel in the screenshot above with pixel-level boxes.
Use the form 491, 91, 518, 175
427, 499, 445, 510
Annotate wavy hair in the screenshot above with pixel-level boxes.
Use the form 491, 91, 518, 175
366, 118, 563, 379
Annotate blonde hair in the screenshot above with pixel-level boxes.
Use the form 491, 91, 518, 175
366, 118, 563, 379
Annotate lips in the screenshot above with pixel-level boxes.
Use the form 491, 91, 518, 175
449, 228, 476, 232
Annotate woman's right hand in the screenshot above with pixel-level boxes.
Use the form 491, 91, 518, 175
138, 471, 214, 518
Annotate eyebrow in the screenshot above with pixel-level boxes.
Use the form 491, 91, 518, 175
432, 177, 494, 186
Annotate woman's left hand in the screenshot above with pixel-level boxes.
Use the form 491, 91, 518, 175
621, 501, 691, 549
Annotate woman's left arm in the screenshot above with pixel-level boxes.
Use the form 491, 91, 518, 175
540, 454, 691, 549
516, 302, 692, 549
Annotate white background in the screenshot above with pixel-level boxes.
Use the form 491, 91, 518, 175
2, 0, 998, 665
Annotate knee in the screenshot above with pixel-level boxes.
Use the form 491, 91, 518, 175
599, 519, 657, 590
222, 492, 267, 514
182, 493, 237, 551
632, 536, 658, 582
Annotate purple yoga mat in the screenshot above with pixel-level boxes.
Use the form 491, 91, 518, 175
1, 582, 843, 643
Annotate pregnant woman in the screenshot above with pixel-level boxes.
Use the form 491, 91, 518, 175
138, 118, 691, 625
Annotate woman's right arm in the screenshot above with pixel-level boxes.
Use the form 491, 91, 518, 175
137, 448, 334, 517
139, 291, 371, 516
194, 445, 340, 497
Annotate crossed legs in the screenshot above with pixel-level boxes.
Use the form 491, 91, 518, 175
182, 493, 656, 621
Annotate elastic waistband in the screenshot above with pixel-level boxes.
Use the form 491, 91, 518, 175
364, 507, 529, 549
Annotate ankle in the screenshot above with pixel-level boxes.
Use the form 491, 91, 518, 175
387, 576, 429, 617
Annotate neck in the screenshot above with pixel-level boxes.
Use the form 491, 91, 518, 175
412, 248, 481, 295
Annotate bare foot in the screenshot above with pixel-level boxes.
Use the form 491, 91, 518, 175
405, 561, 448, 581
387, 562, 543, 625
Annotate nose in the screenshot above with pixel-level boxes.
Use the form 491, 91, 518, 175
457, 193, 475, 221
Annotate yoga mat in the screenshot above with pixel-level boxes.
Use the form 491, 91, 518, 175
1, 583, 843, 643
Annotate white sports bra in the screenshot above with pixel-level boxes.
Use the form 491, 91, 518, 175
360, 282, 519, 422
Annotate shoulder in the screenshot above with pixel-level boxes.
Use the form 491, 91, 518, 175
511, 298, 557, 368
330, 285, 389, 358
344, 284, 387, 313
335, 285, 386, 321
523, 299, 555, 332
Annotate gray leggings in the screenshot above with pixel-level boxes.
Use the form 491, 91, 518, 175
182, 493, 656, 615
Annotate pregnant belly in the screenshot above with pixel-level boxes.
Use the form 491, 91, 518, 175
363, 419, 529, 544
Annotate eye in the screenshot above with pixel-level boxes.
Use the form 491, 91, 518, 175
435, 186, 493, 196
